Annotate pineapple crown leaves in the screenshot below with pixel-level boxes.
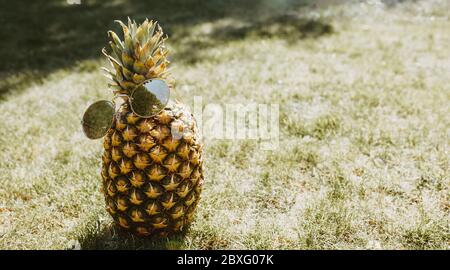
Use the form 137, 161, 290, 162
102, 18, 171, 95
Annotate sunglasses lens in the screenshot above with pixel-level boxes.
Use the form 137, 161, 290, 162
130, 79, 170, 118
82, 100, 115, 139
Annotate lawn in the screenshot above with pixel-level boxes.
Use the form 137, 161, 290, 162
0, 0, 449, 249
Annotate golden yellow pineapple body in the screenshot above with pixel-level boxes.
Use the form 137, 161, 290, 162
101, 101, 203, 236
100, 18, 203, 236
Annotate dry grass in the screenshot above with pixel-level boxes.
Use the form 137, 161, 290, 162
0, 0, 449, 249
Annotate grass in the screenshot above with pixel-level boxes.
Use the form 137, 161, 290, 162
0, 0, 449, 249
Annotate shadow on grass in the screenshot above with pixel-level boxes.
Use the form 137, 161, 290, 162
77, 222, 190, 250
0, 0, 334, 98
212, 13, 333, 41
176, 12, 333, 64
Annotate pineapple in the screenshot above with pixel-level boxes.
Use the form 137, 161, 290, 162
101, 18, 203, 236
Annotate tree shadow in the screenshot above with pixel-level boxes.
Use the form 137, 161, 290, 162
175, 12, 333, 64
77, 222, 191, 250
213, 15, 333, 41
0, 0, 334, 98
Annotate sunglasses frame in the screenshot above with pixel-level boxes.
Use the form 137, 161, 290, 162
129, 78, 171, 118
81, 100, 116, 139
82, 78, 170, 139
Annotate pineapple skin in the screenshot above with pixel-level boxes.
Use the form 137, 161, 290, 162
101, 101, 203, 236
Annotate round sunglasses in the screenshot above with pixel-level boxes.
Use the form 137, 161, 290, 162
82, 79, 170, 140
